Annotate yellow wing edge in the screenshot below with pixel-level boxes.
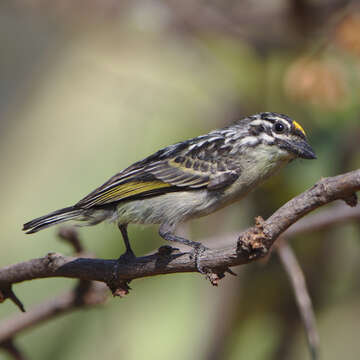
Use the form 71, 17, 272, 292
94, 180, 172, 204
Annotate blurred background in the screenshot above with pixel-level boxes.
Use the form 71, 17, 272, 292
0, 0, 360, 359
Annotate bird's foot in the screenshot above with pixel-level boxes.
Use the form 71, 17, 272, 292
190, 243, 237, 285
157, 245, 179, 256
189, 243, 209, 274
118, 249, 136, 262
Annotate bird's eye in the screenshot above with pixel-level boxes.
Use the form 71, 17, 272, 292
274, 122, 285, 134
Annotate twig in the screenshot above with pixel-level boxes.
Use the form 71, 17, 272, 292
58, 227, 84, 253
0, 282, 107, 341
277, 240, 320, 360
0, 285, 25, 312
0, 338, 27, 360
0, 228, 108, 344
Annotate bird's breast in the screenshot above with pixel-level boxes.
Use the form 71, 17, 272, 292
115, 144, 291, 226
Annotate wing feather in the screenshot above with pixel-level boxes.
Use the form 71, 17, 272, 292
78, 180, 173, 207
76, 132, 241, 208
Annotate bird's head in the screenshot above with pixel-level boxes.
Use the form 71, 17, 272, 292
245, 112, 316, 160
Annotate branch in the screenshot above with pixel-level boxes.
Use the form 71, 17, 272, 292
0, 338, 27, 360
283, 202, 360, 237
277, 240, 320, 360
184, 201, 360, 251
0, 169, 359, 352
0, 169, 358, 292
0, 282, 107, 341
0, 229, 108, 348
0, 285, 25, 313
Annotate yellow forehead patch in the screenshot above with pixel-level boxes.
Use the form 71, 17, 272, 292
293, 121, 306, 136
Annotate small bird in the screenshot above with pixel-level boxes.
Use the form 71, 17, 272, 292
23, 112, 316, 268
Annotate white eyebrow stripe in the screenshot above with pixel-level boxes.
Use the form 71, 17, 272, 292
250, 119, 269, 126
280, 119, 291, 129
252, 117, 292, 131
270, 117, 292, 129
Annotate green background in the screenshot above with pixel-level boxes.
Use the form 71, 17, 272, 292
1, 2, 360, 359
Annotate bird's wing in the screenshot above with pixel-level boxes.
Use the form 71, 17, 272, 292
76, 133, 240, 208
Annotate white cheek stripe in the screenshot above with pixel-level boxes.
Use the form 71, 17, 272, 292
229, 136, 259, 154
259, 133, 275, 143
239, 136, 259, 146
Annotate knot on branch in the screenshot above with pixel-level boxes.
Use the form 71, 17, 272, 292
107, 261, 132, 298
343, 193, 358, 207
311, 180, 330, 204
45, 252, 66, 271
108, 280, 132, 298
237, 216, 270, 260
312, 177, 358, 207
203, 266, 237, 286
205, 270, 226, 286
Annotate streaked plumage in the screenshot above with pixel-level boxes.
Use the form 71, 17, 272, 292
23, 112, 316, 267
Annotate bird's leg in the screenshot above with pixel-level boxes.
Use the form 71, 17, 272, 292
159, 224, 209, 273
118, 224, 136, 260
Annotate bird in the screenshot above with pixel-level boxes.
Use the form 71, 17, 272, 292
23, 112, 316, 270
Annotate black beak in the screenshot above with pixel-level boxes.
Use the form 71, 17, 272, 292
292, 139, 317, 159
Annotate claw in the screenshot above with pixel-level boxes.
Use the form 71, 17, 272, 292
190, 243, 209, 274
225, 267, 237, 276
157, 245, 179, 256
118, 249, 136, 262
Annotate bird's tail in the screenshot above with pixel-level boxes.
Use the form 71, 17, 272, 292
23, 206, 84, 234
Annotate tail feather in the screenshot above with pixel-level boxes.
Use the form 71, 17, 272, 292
23, 206, 83, 234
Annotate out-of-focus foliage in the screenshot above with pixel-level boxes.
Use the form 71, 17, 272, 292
0, 1, 359, 359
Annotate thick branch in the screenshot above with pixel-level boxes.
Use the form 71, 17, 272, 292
284, 202, 360, 237
254, 170, 359, 248
0, 169, 359, 289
